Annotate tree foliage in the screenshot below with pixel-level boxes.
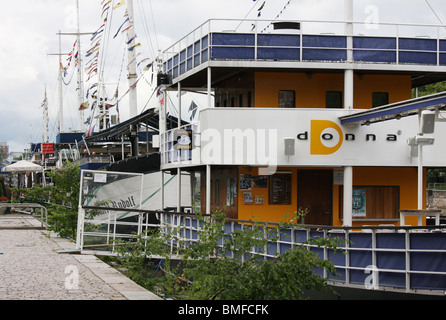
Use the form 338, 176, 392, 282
11, 162, 80, 239
413, 80, 446, 98
114, 211, 343, 300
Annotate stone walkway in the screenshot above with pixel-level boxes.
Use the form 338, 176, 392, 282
0, 214, 162, 300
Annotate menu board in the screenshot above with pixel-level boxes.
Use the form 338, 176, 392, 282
269, 174, 292, 205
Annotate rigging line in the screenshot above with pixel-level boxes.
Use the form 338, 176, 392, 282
61, 65, 76, 86
140, 85, 158, 114
135, 0, 151, 57
103, 36, 126, 83
424, 0, 446, 29
149, 0, 159, 53
261, 0, 293, 33
235, 0, 261, 31
137, 0, 156, 58
98, 2, 115, 81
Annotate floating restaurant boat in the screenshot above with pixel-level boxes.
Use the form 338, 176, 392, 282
75, 1, 446, 297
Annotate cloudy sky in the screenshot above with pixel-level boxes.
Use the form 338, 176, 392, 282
0, 0, 444, 153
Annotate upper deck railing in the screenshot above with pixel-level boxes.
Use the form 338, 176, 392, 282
162, 18, 446, 82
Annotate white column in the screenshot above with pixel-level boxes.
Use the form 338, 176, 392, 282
343, 0, 354, 227
344, 70, 354, 110
343, 166, 353, 227
160, 170, 165, 211
207, 67, 212, 108
177, 82, 182, 212
344, 0, 354, 110
418, 142, 423, 210
206, 165, 211, 215
177, 168, 182, 213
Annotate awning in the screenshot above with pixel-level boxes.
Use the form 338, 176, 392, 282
339, 91, 446, 126
83, 108, 189, 143
1, 160, 43, 173
84, 108, 159, 143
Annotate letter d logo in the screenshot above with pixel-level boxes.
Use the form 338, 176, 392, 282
311, 120, 343, 155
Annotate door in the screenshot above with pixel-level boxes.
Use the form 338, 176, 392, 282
297, 170, 333, 225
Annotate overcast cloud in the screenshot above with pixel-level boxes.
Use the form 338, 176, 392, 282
0, 0, 444, 153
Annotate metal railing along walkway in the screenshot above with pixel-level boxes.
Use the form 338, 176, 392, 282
0, 203, 48, 228
76, 205, 446, 295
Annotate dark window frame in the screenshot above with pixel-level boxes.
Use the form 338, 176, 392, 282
269, 173, 292, 205
326, 91, 343, 108
278, 90, 296, 108
372, 92, 389, 108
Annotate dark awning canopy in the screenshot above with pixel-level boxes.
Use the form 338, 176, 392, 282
84, 108, 159, 143
83, 107, 189, 143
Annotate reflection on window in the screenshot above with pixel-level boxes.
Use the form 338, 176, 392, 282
326, 91, 343, 108
372, 92, 389, 108
269, 173, 292, 205
279, 90, 295, 108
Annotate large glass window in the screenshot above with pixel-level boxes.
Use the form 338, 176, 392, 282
278, 90, 295, 108
326, 91, 343, 108
372, 92, 389, 108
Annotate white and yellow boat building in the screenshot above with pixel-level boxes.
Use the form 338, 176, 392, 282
157, 15, 446, 229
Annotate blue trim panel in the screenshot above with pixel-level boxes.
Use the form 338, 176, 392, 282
340, 95, 446, 125
163, 33, 446, 80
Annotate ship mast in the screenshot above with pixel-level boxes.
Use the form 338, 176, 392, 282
127, 0, 139, 155
76, 0, 84, 131
53, 0, 91, 133
127, 0, 138, 119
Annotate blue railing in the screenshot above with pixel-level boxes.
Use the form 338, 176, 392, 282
78, 205, 446, 295
160, 212, 446, 294
162, 19, 446, 81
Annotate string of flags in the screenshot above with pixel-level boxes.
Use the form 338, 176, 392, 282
250, 0, 267, 17
257, 1, 265, 17
80, 0, 148, 136
82, 0, 134, 131
251, 0, 292, 19
60, 40, 79, 79
80, 0, 112, 117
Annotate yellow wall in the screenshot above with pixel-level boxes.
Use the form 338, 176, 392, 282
238, 167, 298, 223
238, 166, 422, 226
332, 167, 421, 227
236, 72, 420, 226
254, 72, 412, 109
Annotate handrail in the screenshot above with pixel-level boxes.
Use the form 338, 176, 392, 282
77, 207, 446, 294
0, 203, 48, 227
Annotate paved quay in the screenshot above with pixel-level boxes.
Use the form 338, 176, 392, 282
0, 213, 162, 300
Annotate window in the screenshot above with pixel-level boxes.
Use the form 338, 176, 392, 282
326, 91, 343, 108
372, 92, 389, 108
278, 90, 295, 108
269, 173, 292, 205
214, 180, 220, 205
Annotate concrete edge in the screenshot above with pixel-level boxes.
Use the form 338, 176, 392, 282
45, 230, 163, 301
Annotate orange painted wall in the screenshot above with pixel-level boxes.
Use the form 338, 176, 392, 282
236, 71, 420, 226
332, 167, 422, 227
254, 72, 412, 109
238, 167, 298, 223
238, 166, 423, 226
